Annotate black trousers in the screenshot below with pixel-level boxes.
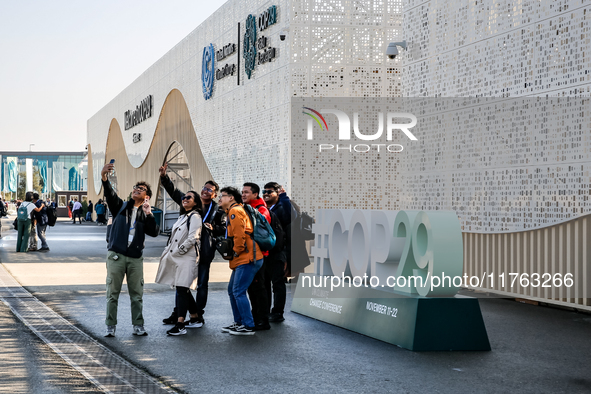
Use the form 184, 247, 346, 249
195, 253, 214, 316
247, 257, 269, 324
264, 253, 287, 314
176, 286, 197, 321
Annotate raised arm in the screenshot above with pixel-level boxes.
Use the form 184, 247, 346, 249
159, 164, 184, 206
101, 162, 123, 214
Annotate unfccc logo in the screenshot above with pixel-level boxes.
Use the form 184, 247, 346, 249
303, 107, 418, 153
202, 44, 215, 100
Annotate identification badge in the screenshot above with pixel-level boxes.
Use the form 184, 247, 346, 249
128, 234, 134, 243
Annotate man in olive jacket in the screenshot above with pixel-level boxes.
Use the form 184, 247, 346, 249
159, 164, 226, 325
101, 162, 159, 337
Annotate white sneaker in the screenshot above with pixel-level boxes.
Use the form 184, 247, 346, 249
186, 320, 203, 328
104, 325, 116, 337
132, 325, 148, 336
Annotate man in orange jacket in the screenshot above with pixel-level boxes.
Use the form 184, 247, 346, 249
219, 186, 263, 335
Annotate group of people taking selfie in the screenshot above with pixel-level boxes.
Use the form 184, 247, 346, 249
99, 161, 308, 337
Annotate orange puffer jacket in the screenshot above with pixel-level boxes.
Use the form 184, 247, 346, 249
226, 203, 262, 270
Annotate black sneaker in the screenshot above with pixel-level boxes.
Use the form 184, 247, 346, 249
253, 322, 271, 331
229, 325, 255, 335
268, 313, 285, 322
162, 310, 177, 325
221, 322, 239, 333
167, 323, 187, 336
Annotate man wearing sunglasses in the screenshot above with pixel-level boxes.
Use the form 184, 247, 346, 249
262, 182, 294, 322
101, 162, 160, 338
159, 164, 226, 326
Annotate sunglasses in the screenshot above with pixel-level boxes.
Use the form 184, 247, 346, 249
262, 190, 276, 194
133, 185, 147, 192
181, 195, 193, 201
202, 186, 214, 193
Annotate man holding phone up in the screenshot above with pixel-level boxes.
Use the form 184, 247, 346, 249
101, 161, 159, 337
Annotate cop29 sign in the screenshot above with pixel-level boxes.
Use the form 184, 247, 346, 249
244, 5, 278, 79
311, 209, 464, 297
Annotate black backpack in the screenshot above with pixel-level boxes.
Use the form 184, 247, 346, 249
46, 205, 57, 227
293, 210, 315, 241
257, 205, 284, 253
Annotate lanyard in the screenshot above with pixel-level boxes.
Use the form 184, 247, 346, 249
269, 204, 275, 210
203, 202, 213, 222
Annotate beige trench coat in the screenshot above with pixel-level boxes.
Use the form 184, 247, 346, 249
155, 211, 202, 289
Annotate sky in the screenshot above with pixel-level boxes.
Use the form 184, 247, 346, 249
0, 1, 223, 153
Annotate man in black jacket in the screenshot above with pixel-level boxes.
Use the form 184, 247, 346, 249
101, 162, 159, 337
159, 164, 226, 326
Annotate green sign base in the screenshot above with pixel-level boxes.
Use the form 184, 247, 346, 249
291, 274, 491, 351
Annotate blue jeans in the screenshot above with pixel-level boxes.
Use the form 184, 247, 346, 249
228, 259, 263, 328
37, 224, 48, 249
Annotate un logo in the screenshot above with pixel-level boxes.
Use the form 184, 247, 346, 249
243, 15, 257, 79
202, 44, 215, 100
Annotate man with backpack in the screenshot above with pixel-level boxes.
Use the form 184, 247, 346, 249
16, 192, 39, 252
219, 186, 263, 335
45, 199, 58, 228
32, 193, 50, 252
242, 182, 274, 330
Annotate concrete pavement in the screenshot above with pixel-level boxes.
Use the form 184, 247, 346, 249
1, 216, 591, 393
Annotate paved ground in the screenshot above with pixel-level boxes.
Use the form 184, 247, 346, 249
1, 216, 591, 393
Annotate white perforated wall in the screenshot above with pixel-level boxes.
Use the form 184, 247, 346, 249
88, 0, 402, 196
381, 0, 591, 233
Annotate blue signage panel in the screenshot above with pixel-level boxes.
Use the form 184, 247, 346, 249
201, 44, 215, 100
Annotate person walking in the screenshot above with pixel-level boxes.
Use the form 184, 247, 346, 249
100, 162, 159, 337
72, 198, 83, 224
16, 192, 37, 253
155, 190, 203, 336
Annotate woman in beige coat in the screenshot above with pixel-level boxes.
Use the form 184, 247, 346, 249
155, 190, 202, 336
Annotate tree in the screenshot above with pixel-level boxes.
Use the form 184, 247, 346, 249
17, 169, 44, 200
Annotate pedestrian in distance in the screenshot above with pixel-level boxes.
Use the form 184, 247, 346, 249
86, 200, 94, 222
31, 192, 50, 251
95, 199, 107, 225
100, 161, 159, 337
155, 190, 203, 336
72, 198, 83, 224
15, 192, 38, 253
219, 186, 264, 336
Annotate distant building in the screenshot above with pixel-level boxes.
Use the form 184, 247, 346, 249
0, 151, 87, 197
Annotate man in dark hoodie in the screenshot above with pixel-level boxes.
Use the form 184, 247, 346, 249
159, 164, 226, 326
101, 162, 159, 338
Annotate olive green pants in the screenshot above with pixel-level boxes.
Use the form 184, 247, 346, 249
16, 219, 31, 252
105, 251, 144, 326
